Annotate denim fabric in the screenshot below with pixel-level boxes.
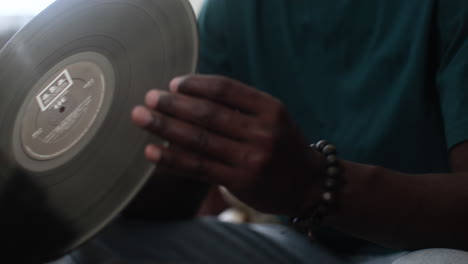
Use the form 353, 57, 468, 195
49, 218, 467, 264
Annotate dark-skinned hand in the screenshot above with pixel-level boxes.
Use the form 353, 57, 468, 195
131, 75, 326, 215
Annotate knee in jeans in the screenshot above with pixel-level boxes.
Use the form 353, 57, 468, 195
393, 248, 468, 264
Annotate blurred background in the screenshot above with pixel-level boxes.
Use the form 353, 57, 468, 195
0, 0, 206, 48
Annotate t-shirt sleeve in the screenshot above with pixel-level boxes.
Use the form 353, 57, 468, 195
197, 0, 232, 76
436, 1, 468, 149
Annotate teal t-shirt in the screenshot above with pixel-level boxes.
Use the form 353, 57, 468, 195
197, 0, 468, 174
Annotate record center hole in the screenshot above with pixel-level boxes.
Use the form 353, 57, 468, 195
59, 106, 66, 113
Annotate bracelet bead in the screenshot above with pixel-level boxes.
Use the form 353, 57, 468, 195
326, 166, 340, 177
326, 155, 338, 165
323, 145, 337, 155
322, 191, 334, 203
315, 140, 328, 152
324, 178, 338, 189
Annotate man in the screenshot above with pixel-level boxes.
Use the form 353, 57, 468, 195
58, 0, 468, 263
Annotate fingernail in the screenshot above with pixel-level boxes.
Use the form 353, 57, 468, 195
131, 106, 153, 127
170, 76, 184, 92
145, 90, 160, 109
145, 145, 161, 161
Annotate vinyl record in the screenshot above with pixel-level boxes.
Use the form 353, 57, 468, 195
0, 0, 198, 261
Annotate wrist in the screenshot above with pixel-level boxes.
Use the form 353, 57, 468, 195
291, 140, 344, 238
296, 147, 328, 214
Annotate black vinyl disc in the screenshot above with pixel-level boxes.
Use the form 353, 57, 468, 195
0, 0, 198, 261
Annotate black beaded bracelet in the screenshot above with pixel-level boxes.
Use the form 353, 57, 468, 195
291, 140, 342, 239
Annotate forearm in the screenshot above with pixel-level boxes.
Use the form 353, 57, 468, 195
322, 160, 468, 250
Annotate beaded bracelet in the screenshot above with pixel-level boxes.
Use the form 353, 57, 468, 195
291, 140, 342, 239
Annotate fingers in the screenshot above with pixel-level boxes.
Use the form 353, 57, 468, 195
131, 74, 279, 187
145, 144, 237, 187
132, 106, 244, 165
170, 75, 271, 115
145, 89, 257, 141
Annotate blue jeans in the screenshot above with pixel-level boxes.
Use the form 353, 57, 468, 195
50, 218, 468, 264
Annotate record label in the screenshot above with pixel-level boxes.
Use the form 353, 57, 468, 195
19, 52, 113, 162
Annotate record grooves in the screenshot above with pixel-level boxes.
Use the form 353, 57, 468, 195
0, 0, 198, 261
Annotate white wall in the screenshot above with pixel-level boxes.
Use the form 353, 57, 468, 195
190, 0, 205, 15
0, 0, 205, 34
0, 0, 204, 16
0, 0, 55, 15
